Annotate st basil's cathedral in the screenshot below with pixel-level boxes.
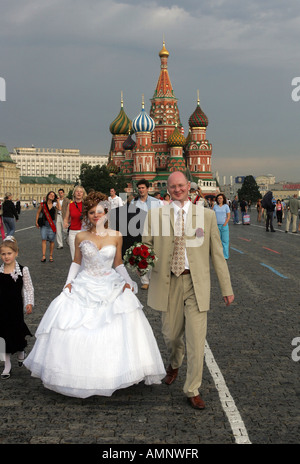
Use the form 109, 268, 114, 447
108, 41, 217, 194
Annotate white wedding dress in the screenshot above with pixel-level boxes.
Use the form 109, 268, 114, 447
24, 241, 166, 398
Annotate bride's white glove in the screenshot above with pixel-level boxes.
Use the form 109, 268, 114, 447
115, 264, 138, 294
64, 262, 81, 290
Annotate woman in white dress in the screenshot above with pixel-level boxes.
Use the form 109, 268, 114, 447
24, 191, 165, 398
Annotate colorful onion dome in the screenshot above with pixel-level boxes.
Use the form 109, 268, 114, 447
109, 93, 133, 135
132, 96, 155, 133
123, 133, 136, 150
188, 92, 209, 128
106, 160, 119, 174
167, 125, 186, 147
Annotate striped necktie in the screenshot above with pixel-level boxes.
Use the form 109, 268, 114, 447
171, 208, 185, 277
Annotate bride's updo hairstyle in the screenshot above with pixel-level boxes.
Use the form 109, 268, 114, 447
83, 191, 110, 229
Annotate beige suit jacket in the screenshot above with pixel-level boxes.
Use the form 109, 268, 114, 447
142, 203, 233, 312
55, 197, 70, 220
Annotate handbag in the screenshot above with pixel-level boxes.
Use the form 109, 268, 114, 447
38, 214, 45, 227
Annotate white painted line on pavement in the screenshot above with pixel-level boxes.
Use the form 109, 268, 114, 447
205, 341, 251, 444
15, 226, 36, 233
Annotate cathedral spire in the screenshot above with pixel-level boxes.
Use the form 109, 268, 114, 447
154, 39, 174, 98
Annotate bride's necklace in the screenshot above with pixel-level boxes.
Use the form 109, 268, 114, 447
89, 228, 107, 237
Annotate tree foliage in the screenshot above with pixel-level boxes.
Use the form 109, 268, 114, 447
79, 164, 128, 196
238, 175, 262, 203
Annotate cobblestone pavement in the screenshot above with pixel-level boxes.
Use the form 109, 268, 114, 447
0, 208, 299, 447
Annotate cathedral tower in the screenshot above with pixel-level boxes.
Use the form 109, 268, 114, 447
131, 96, 156, 185
109, 92, 133, 171
150, 41, 183, 172
185, 91, 213, 180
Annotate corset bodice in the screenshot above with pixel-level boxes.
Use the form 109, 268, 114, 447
79, 241, 116, 277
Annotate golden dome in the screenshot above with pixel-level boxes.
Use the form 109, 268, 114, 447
159, 40, 169, 58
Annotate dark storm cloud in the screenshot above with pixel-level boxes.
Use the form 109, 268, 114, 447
0, 0, 299, 181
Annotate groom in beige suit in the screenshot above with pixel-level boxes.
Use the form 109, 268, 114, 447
142, 171, 234, 409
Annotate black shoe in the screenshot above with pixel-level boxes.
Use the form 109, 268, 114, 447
1, 370, 11, 380
18, 352, 26, 367
271, 230, 276, 232
266, 229, 269, 232
285, 231, 288, 233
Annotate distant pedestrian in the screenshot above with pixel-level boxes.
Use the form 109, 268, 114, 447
2, 193, 18, 236
276, 199, 283, 226
239, 198, 248, 224
285, 194, 300, 233
56, 189, 70, 249
232, 195, 239, 224
261, 191, 275, 232
36, 191, 61, 262
256, 199, 262, 222
163, 193, 171, 205
153, 192, 162, 200
108, 188, 123, 210
15, 199, 21, 215
213, 193, 231, 259
0, 236, 34, 380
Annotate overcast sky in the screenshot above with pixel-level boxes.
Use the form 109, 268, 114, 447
1, 0, 300, 182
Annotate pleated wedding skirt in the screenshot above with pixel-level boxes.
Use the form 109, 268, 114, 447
24, 244, 165, 398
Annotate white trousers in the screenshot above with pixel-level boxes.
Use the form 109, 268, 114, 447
68, 229, 81, 260
56, 214, 67, 247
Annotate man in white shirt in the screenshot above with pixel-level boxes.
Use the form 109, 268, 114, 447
131, 179, 163, 212
108, 188, 124, 209
131, 179, 163, 289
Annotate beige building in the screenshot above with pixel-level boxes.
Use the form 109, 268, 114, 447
11, 147, 108, 182
20, 176, 75, 204
259, 183, 300, 199
0, 144, 20, 201
255, 174, 276, 190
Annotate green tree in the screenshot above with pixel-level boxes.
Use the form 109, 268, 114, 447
238, 175, 261, 203
79, 164, 128, 195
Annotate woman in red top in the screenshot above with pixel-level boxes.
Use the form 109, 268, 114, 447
64, 186, 87, 259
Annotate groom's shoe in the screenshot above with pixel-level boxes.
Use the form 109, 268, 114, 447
164, 365, 178, 385
187, 394, 205, 410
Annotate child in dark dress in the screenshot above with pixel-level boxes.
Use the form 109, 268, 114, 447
0, 236, 34, 379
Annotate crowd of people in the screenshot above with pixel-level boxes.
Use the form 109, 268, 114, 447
1, 175, 299, 409
229, 193, 300, 233
0, 173, 235, 410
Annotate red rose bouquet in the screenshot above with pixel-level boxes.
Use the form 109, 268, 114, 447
123, 242, 157, 276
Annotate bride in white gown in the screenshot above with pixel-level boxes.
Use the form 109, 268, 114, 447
24, 191, 166, 398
